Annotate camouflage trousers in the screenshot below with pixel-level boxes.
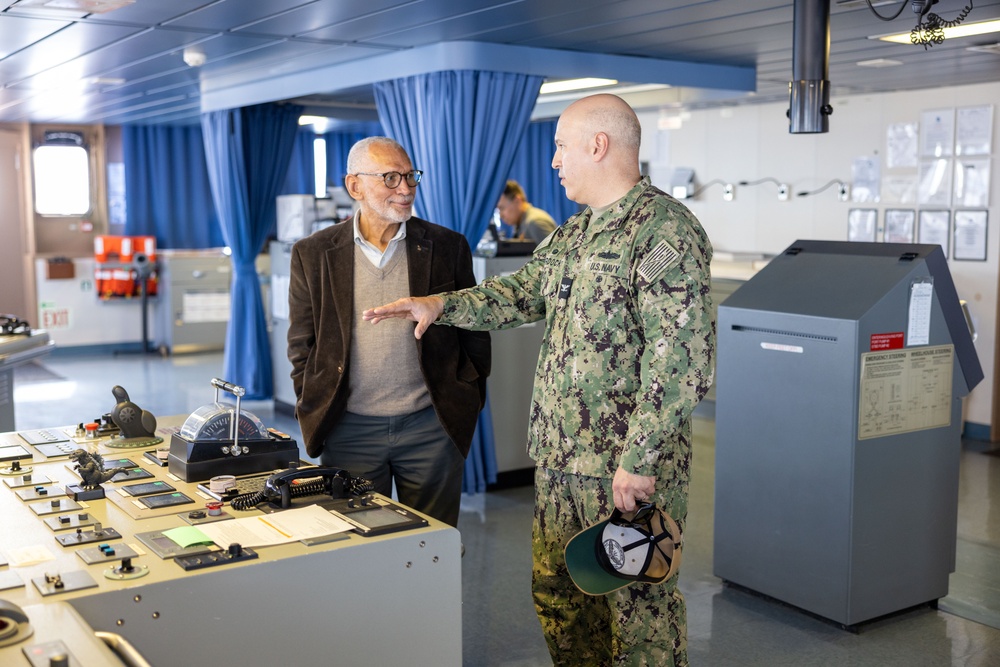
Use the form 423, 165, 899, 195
532, 466, 688, 667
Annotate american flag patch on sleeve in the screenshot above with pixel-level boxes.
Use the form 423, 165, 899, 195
637, 241, 680, 282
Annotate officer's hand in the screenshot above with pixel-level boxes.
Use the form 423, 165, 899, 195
612, 467, 656, 513
363, 296, 445, 339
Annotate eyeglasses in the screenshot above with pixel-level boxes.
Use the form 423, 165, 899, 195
353, 170, 423, 188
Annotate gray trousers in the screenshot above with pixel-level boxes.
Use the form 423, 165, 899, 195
320, 405, 464, 526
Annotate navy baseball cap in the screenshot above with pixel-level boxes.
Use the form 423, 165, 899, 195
565, 503, 682, 596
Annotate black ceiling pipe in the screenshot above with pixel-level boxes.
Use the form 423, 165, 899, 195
788, 0, 833, 134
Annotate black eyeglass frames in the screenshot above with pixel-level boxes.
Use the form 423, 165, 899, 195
353, 170, 423, 188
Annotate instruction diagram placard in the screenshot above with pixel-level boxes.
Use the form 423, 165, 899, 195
858, 345, 953, 440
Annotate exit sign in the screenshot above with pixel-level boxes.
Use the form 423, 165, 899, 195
40, 307, 71, 330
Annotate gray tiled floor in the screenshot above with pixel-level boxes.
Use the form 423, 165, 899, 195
13, 351, 1000, 666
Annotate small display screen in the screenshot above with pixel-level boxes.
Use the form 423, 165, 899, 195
122, 481, 175, 496
104, 457, 138, 469
360, 508, 413, 528
139, 492, 194, 509
331, 501, 428, 536
112, 468, 154, 482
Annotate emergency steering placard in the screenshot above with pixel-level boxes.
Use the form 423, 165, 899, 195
858, 344, 953, 440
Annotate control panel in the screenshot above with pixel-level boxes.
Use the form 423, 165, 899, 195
0, 417, 460, 666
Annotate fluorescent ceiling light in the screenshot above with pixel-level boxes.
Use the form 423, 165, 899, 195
299, 115, 329, 132
87, 76, 126, 85
871, 18, 1000, 44
856, 58, 902, 67
15, 0, 134, 12
539, 78, 618, 95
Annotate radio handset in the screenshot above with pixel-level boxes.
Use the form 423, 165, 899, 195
263, 467, 348, 508
231, 467, 374, 510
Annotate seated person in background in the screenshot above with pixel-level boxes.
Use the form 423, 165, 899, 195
496, 180, 557, 244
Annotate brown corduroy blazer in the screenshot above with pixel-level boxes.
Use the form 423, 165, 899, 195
287, 217, 491, 459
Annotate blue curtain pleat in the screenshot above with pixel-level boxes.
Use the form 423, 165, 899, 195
201, 102, 303, 399
324, 122, 384, 190
374, 70, 543, 494
507, 119, 580, 224
122, 124, 224, 248
280, 127, 317, 195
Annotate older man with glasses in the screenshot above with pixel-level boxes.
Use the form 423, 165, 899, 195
286, 136, 491, 527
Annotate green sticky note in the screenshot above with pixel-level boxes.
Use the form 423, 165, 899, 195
162, 526, 214, 548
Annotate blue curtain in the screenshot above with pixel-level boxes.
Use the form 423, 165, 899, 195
324, 122, 384, 190
122, 125, 224, 249
201, 102, 303, 400
374, 70, 543, 494
507, 119, 580, 225
280, 127, 316, 196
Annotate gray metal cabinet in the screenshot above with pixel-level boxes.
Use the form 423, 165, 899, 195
155, 250, 232, 354
270, 241, 296, 411
713, 240, 982, 627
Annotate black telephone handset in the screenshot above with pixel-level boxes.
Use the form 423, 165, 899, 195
0, 313, 30, 336
231, 466, 374, 510
264, 467, 350, 508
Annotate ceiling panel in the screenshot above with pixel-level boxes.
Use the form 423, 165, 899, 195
0, 0, 997, 125
0, 20, 141, 83
155, 0, 321, 32
6, 27, 222, 91
227, 0, 419, 38
524, 1, 789, 58
0, 14, 71, 59
345, 0, 615, 47
299, 0, 537, 44
199, 41, 386, 82
78, 0, 222, 26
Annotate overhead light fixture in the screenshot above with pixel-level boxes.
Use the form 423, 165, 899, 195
87, 76, 126, 86
182, 47, 206, 68
871, 18, 1000, 44
298, 115, 329, 133
539, 78, 618, 95
856, 58, 902, 67
15, 0, 134, 12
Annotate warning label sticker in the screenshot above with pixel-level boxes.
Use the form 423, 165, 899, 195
870, 332, 905, 351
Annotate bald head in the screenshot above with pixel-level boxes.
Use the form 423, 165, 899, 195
564, 93, 641, 155
552, 94, 643, 208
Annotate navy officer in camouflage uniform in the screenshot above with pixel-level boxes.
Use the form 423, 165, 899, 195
364, 93, 715, 666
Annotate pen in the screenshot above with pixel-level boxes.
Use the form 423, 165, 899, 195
257, 516, 291, 538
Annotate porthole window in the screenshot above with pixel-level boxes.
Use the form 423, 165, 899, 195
33, 132, 91, 216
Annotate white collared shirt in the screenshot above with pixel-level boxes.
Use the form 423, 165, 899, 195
352, 211, 407, 269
